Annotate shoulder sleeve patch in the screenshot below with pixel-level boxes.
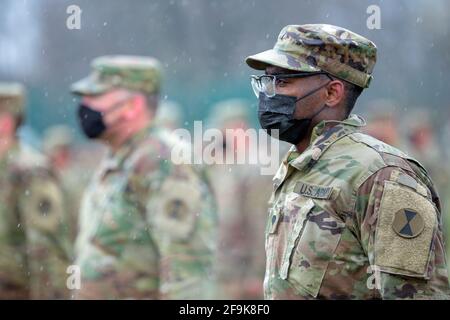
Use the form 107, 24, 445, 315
20, 177, 64, 233
390, 170, 429, 198
374, 180, 436, 278
152, 176, 201, 241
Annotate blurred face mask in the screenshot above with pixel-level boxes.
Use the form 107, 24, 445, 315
77, 104, 106, 139
258, 81, 330, 145
77, 95, 133, 139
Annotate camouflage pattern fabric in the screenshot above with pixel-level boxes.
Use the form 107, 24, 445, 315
0, 143, 71, 299
264, 114, 450, 299
74, 125, 218, 299
246, 24, 377, 88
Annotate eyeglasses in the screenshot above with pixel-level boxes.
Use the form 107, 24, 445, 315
250, 72, 330, 98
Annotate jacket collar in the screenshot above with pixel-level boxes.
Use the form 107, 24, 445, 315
273, 114, 366, 188
101, 124, 154, 174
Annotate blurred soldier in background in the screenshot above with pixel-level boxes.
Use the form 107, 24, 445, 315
43, 125, 74, 171
401, 110, 450, 267
206, 99, 272, 299
43, 125, 90, 244
401, 109, 450, 193
362, 99, 403, 148
154, 100, 184, 130
71, 55, 218, 299
0, 83, 70, 299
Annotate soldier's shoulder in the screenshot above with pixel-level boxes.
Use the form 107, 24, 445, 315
9, 145, 64, 233
125, 128, 171, 172
123, 128, 212, 203
347, 132, 409, 159
126, 126, 199, 175
336, 132, 435, 192
321, 132, 387, 176
335, 131, 424, 172
9, 143, 54, 178
317, 131, 434, 197
125, 129, 216, 242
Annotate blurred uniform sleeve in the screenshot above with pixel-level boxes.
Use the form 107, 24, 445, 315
0, 165, 29, 299
136, 159, 217, 299
18, 168, 72, 299
356, 166, 450, 299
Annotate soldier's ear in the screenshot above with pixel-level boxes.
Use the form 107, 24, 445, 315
325, 80, 345, 108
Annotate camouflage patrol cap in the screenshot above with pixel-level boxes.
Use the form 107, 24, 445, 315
0, 82, 25, 116
246, 24, 377, 88
71, 55, 163, 96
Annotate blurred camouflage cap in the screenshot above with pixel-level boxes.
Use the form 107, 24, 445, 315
246, 24, 377, 88
0, 82, 25, 116
208, 99, 250, 128
71, 55, 163, 96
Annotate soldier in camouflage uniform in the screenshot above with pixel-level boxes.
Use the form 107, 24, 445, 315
0, 83, 71, 299
70, 55, 217, 299
206, 99, 272, 299
245, 24, 450, 299
43, 125, 92, 245
362, 99, 403, 148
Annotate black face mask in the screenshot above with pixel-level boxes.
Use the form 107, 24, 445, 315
77, 104, 107, 139
258, 82, 329, 145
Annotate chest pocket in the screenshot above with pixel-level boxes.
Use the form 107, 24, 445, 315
280, 195, 345, 298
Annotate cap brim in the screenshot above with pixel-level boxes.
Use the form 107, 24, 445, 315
70, 74, 113, 96
245, 49, 320, 73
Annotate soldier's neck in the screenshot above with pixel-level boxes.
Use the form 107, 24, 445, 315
295, 138, 310, 154
295, 118, 341, 153
295, 126, 315, 153
108, 118, 150, 153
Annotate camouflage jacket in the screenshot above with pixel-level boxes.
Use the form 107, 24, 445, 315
74, 125, 218, 299
265, 114, 450, 300
0, 143, 71, 299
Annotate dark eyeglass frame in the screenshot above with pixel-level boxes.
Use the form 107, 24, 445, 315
250, 72, 332, 97
251, 71, 331, 81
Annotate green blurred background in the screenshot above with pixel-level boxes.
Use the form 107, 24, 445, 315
1, 0, 449, 135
